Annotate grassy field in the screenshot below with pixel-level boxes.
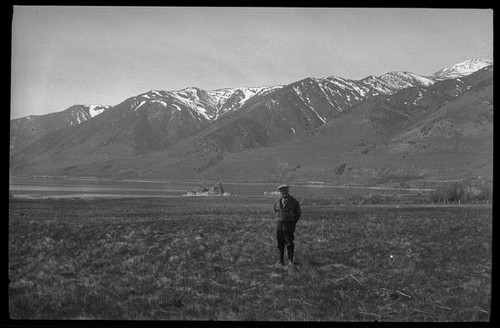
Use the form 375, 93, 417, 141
8, 197, 491, 321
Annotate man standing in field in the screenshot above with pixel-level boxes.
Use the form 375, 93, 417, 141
274, 185, 301, 266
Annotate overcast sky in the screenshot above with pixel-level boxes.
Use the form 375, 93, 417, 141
11, 7, 493, 119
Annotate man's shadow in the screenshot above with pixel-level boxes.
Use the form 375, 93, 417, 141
299, 249, 351, 268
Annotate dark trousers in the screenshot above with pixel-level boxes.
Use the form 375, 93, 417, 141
276, 221, 296, 260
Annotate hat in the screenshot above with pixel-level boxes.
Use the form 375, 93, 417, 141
277, 184, 290, 190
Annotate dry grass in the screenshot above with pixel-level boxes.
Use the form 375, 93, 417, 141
9, 197, 491, 321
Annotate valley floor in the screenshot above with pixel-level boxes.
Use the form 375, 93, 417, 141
8, 197, 491, 321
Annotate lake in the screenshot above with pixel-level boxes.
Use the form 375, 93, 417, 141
9, 176, 434, 199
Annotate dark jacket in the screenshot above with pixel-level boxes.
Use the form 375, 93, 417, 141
274, 195, 301, 222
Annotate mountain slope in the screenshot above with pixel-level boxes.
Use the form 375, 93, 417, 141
10, 104, 110, 154
192, 70, 440, 155
382, 65, 493, 174
190, 65, 493, 183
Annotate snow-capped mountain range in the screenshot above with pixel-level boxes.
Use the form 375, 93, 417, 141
98, 58, 488, 131
10, 58, 493, 182
123, 66, 446, 123
14, 58, 491, 128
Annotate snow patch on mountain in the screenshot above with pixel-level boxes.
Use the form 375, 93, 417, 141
359, 76, 394, 94
327, 77, 350, 91
87, 105, 110, 118
292, 85, 326, 123
379, 71, 435, 90
207, 86, 276, 107
325, 72, 434, 100
208, 85, 284, 119
327, 77, 370, 97
133, 100, 147, 111
431, 58, 493, 81
177, 88, 201, 104
316, 83, 339, 108
151, 99, 168, 107
192, 105, 211, 120
76, 113, 84, 124
62, 104, 111, 127
412, 90, 425, 105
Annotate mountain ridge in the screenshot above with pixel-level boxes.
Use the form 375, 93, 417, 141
14, 58, 491, 124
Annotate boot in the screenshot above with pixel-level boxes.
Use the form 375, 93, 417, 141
276, 249, 285, 266
287, 247, 295, 265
